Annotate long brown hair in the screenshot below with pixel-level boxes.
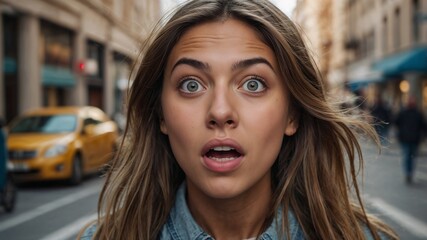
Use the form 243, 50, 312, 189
89, 0, 398, 239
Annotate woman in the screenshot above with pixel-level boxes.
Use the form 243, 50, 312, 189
81, 0, 398, 239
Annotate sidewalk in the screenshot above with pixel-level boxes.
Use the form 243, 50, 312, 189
361, 129, 427, 158
361, 132, 427, 183
359, 132, 427, 240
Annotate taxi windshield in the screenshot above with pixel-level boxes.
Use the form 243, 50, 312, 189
10, 115, 77, 134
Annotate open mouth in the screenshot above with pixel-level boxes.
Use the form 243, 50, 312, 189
205, 146, 242, 161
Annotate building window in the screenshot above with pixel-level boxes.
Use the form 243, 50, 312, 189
40, 20, 75, 102
367, 31, 375, 57
382, 17, 388, 54
86, 40, 105, 109
40, 20, 73, 69
2, 14, 19, 122
361, 35, 367, 59
86, 40, 104, 81
394, 8, 401, 50
413, 0, 420, 42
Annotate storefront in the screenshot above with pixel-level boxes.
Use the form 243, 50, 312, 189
40, 20, 75, 107
373, 46, 427, 111
346, 60, 384, 108
86, 40, 105, 110
112, 52, 132, 131
2, 13, 18, 123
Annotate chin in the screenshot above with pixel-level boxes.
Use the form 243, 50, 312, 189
201, 179, 247, 200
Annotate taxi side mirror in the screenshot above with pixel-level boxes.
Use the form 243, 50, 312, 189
83, 124, 96, 135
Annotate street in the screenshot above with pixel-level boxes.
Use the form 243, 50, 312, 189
361, 137, 427, 240
0, 175, 101, 240
0, 139, 426, 240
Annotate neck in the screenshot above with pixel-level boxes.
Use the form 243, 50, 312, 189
186, 176, 272, 240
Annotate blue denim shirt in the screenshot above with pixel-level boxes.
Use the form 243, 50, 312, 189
81, 183, 386, 240
80, 223, 96, 240
158, 183, 305, 240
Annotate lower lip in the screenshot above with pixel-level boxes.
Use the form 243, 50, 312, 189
202, 155, 243, 173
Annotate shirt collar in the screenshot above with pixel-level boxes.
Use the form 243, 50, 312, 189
166, 182, 301, 240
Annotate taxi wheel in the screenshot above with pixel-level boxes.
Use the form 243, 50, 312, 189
2, 177, 17, 213
69, 155, 83, 185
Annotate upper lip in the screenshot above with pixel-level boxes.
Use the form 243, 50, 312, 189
201, 138, 244, 155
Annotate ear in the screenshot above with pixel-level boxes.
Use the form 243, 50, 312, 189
160, 119, 168, 135
284, 112, 299, 136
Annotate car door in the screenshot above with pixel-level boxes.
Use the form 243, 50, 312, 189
80, 117, 100, 171
89, 109, 117, 168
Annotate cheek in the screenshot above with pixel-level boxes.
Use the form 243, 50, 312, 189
162, 114, 196, 166
161, 98, 203, 158
244, 98, 289, 135
162, 111, 187, 140
162, 102, 202, 135
252, 117, 286, 169
252, 113, 286, 147
243, 100, 288, 154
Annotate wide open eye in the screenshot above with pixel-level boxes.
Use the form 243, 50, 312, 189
179, 79, 204, 93
241, 77, 266, 93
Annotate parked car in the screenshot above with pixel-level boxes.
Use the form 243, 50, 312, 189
7, 106, 119, 185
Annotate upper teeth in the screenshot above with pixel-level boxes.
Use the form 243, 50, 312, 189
212, 146, 234, 151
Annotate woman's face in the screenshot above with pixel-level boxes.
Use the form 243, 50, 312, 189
161, 19, 297, 200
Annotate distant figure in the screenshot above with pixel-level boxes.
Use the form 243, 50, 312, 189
395, 96, 426, 184
0, 118, 17, 212
370, 98, 392, 144
0, 118, 6, 190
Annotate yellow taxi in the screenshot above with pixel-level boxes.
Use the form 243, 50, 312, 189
7, 106, 119, 184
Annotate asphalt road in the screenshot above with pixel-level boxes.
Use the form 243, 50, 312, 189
0, 175, 101, 240
0, 138, 425, 240
361, 137, 427, 240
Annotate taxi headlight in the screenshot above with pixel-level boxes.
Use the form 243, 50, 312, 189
44, 144, 68, 158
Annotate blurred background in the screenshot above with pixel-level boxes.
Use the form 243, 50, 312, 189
0, 0, 426, 239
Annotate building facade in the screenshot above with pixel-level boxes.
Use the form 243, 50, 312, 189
295, 0, 427, 113
346, 0, 427, 113
0, 0, 161, 123
294, 0, 333, 89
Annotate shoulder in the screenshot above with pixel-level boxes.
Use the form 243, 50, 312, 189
80, 223, 97, 240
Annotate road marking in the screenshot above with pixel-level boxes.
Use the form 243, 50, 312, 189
39, 213, 97, 240
369, 197, 427, 238
418, 173, 427, 181
0, 185, 99, 232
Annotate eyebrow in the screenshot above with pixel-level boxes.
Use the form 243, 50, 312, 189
171, 57, 274, 72
231, 57, 275, 71
171, 58, 210, 72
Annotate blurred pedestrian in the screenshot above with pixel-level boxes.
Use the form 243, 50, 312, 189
395, 96, 426, 184
79, 0, 397, 239
0, 117, 16, 213
370, 98, 392, 144
0, 118, 7, 194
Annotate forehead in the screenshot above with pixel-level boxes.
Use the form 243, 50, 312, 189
168, 18, 276, 63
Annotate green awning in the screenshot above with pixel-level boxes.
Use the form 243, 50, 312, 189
347, 62, 384, 91
3, 57, 17, 74
373, 47, 427, 76
42, 66, 76, 87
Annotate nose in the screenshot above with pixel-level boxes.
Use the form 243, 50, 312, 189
206, 88, 238, 129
